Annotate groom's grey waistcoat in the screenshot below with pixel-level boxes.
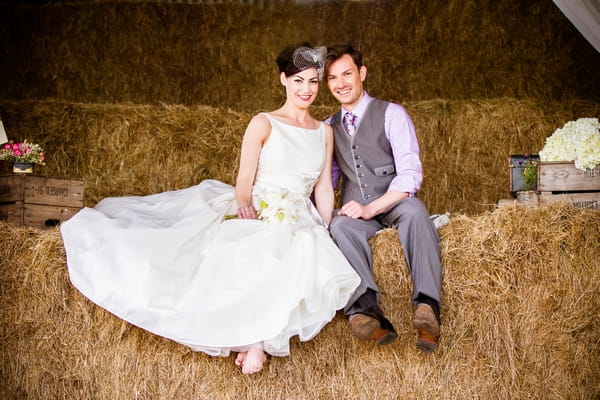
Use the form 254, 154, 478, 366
331, 98, 395, 205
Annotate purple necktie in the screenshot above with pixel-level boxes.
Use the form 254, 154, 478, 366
343, 112, 356, 135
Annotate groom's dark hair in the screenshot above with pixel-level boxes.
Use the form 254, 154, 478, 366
325, 43, 363, 76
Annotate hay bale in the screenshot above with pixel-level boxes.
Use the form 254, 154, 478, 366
1, 98, 598, 215
0, 1, 598, 109
0, 100, 253, 206
372, 203, 600, 399
1, 203, 598, 399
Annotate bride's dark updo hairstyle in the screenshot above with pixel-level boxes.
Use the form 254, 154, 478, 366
276, 42, 326, 80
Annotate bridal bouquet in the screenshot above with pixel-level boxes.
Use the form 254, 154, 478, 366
258, 189, 301, 224
0, 140, 46, 165
538, 117, 600, 170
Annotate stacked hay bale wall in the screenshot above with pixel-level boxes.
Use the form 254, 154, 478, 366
1, 204, 598, 399
0, 1, 598, 398
1, 98, 597, 215
0, 0, 599, 110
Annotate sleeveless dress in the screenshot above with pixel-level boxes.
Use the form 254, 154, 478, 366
60, 113, 360, 357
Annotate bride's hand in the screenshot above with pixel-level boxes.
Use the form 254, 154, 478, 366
237, 205, 258, 219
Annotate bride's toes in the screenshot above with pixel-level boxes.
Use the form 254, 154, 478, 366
241, 349, 266, 375
235, 352, 247, 367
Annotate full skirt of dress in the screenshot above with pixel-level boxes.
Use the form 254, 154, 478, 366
61, 179, 360, 357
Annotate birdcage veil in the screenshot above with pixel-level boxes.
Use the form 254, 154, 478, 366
292, 46, 326, 80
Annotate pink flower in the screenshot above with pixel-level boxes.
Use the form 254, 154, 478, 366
0, 140, 45, 164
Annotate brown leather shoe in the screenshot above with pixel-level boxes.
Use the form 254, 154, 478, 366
412, 303, 440, 352
349, 313, 398, 345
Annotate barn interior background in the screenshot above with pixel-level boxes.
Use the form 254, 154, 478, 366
0, 0, 599, 110
0, 1, 599, 399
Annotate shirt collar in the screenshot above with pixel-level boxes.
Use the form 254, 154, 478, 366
341, 92, 372, 121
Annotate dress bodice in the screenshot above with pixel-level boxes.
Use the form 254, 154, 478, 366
253, 113, 325, 198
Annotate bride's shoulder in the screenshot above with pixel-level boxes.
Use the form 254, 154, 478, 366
242, 113, 273, 142
249, 112, 273, 128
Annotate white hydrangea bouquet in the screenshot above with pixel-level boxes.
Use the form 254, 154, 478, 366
538, 117, 600, 170
258, 188, 301, 224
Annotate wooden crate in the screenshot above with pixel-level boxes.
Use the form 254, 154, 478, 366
24, 203, 83, 228
508, 190, 600, 211
0, 201, 24, 225
537, 162, 600, 192
499, 162, 600, 211
0, 174, 84, 228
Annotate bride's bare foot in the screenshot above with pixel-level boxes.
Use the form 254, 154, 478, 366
241, 348, 266, 375
235, 351, 247, 367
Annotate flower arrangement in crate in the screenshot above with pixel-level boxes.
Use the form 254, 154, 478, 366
539, 117, 600, 170
510, 118, 599, 194
0, 140, 46, 173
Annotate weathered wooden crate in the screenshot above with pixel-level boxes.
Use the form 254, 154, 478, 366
510, 190, 600, 211
0, 174, 84, 228
537, 162, 600, 192
499, 162, 600, 211
0, 201, 24, 226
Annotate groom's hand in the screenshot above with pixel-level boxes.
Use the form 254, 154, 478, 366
338, 191, 410, 220
338, 200, 375, 220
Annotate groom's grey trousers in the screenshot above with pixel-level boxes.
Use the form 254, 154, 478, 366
329, 196, 442, 315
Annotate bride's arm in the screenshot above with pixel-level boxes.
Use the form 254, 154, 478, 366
235, 114, 271, 219
313, 124, 335, 225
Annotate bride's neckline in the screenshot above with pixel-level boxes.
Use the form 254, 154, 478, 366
265, 113, 320, 131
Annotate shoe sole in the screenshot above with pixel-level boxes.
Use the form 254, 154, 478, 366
373, 329, 398, 345
416, 337, 437, 352
412, 304, 440, 336
349, 314, 397, 345
413, 304, 440, 352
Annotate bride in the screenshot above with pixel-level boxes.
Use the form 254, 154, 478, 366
61, 43, 361, 375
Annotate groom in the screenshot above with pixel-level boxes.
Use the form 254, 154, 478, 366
324, 43, 443, 352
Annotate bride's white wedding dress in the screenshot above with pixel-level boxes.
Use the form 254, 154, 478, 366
61, 113, 360, 357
